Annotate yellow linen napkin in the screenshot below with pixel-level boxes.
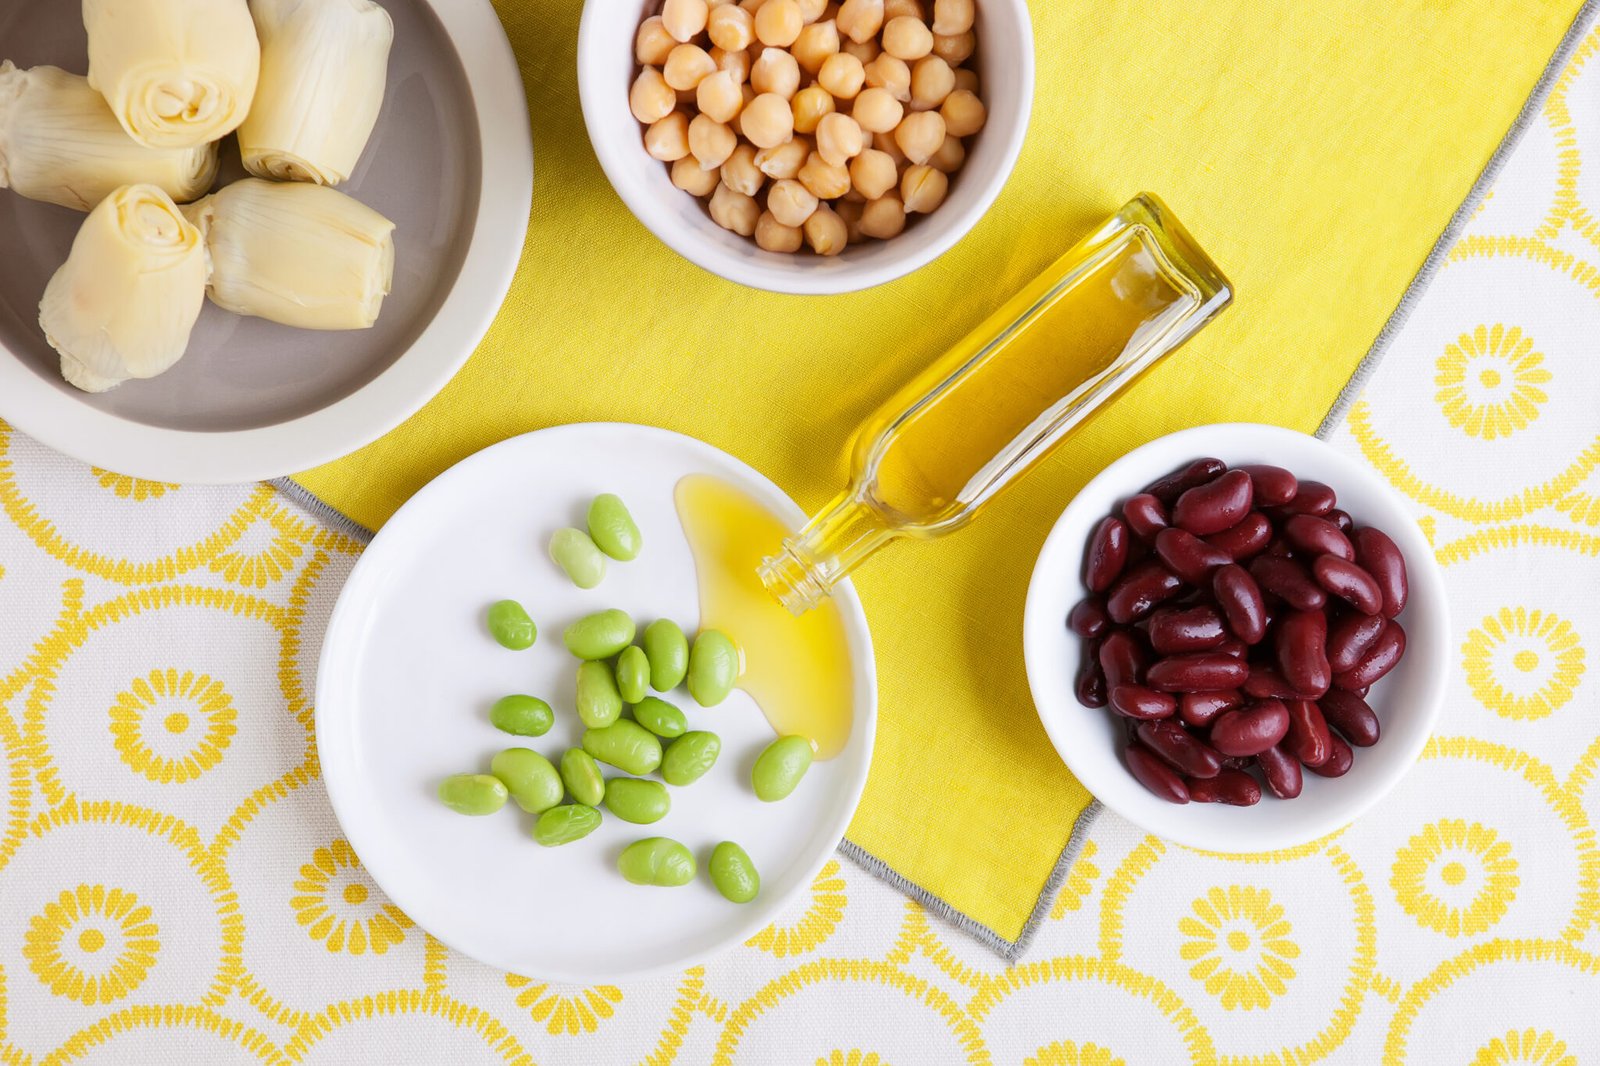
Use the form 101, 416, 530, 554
295, 0, 1589, 944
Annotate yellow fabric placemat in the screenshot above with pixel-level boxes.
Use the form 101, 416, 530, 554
295, 0, 1586, 943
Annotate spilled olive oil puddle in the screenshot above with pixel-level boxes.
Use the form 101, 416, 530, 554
674, 474, 855, 759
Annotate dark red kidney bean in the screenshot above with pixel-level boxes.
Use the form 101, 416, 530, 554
1328, 509, 1354, 533
1282, 700, 1332, 767
1213, 564, 1268, 644
1146, 653, 1250, 693
1106, 561, 1183, 624
1277, 480, 1336, 516
1307, 734, 1353, 778
1354, 527, 1408, 618
1136, 720, 1223, 778
1334, 621, 1406, 690
1173, 470, 1254, 536
1143, 457, 1227, 504
1126, 742, 1190, 804
1255, 744, 1304, 799
1205, 512, 1273, 561
1311, 556, 1383, 615
1148, 604, 1227, 655
1068, 597, 1110, 639
1075, 638, 1107, 707
1209, 699, 1290, 756
1154, 528, 1232, 584
1328, 613, 1386, 674
1240, 464, 1298, 506
1319, 688, 1380, 747
1248, 555, 1327, 611
1099, 630, 1150, 689
1215, 639, 1248, 660
1109, 684, 1177, 720
1264, 537, 1295, 558
1085, 516, 1131, 593
1276, 609, 1331, 698
1188, 768, 1262, 805
1180, 689, 1242, 727
1122, 494, 1169, 542
1243, 665, 1308, 700
1283, 514, 1354, 561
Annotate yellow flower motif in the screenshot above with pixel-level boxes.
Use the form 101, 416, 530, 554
1434, 324, 1551, 440
208, 530, 305, 588
1024, 1043, 1125, 1066
1470, 1028, 1577, 1066
92, 469, 178, 501
23, 884, 159, 1005
1462, 607, 1585, 720
747, 859, 847, 957
108, 668, 237, 784
1051, 840, 1100, 919
817, 1053, 888, 1066
503, 974, 623, 1035
1392, 819, 1519, 937
289, 839, 412, 955
1177, 885, 1300, 1010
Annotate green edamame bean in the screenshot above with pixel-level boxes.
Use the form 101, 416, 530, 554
577, 660, 623, 728
633, 696, 687, 738
643, 619, 689, 691
661, 730, 721, 786
437, 773, 507, 816
709, 841, 760, 903
490, 748, 563, 814
533, 804, 602, 846
616, 645, 650, 704
559, 748, 606, 807
489, 694, 553, 737
688, 629, 740, 706
487, 599, 536, 650
603, 777, 671, 824
549, 528, 607, 589
588, 493, 642, 562
617, 837, 695, 886
752, 735, 814, 801
583, 720, 663, 776
563, 609, 637, 660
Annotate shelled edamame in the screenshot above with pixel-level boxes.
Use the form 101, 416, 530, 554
490, 694, 553, 736
549, 527, 607, 588
486, 599, 536, 650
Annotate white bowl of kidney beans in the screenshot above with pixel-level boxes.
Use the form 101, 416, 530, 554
1023, 423, 1448, 853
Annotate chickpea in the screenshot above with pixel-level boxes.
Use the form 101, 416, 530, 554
858, 192, 906, 238
927, 133, 964, 172
664, 44, 717, 90
841, 36, 880, 63
953, 67, 978, 94
836, 0, 884, 43
755, 136, 810, 177
930, 0, 973, 35
882, 16, 934, 60
792, 85, 836, 134
893, 110, 944, 163
848, 148, 898, 199
900, 163, 948, 212
739, 0, 766, 10
804, 203, 848, 255
696, 70, 744, 122
644, 112, 691, 161
663, 0, 710, 41
630, 67, 676, 123
883, 0, 922, 17
689, 114, 738, 168
672, 156, 721, 196
751, 47, 801, 98
939, 88, 986, 136
710, 183, 761, 235
931, 30, 974, 65
798, 151, 852, 198
863, 54, 911, 102
791, 20, 840, 74
707, 3, 756, 50
721, 143, 765, 194
755, 210, 804, 252
817, 52, 866, 99
815, 111, 865, 166
767, 178, 820, 226
872, 129, 907, 165
635, 16, 676, 66
852, 86, 903, 133
841, 186, 867, 203
710, 46, 752, 84
741, 81, 757, 107
909, 55, 954, 110
798, 0, 829, 21
835, 197, 866, 242
754, 0, 803, 46
740, 91, 796, 147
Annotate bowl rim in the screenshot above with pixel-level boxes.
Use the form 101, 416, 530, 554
1022, 422, 1451, 853
576, 0, 1035, 296
0, 0, 533, 485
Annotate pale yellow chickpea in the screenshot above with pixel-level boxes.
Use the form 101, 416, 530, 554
710, 183, 761, 235
739, 0, 766, 11
798, 0, 829, 21
852, 86, 903, 133
927, 133, 964, 172
909, 55, 954, 110
817, 52, 866, 99
663, 0, 710, 41
707, 3, 756, 50
841, 185, 867, 203
859, 192, 906, 238
751, 47, 801, 98
630, 67, 677, 123
836, 0, 884, 43
798, 151, 851, 198
931, 0, 973, 35
644, 112, 691, 160
755, 210, 804, 252
841, 36, 880, 63
721, 143, 766, 194
695, 70, 743, 123
791, 20, 840, 75
804, 203, 848, 255
689, 114, 738, 168
767, 178, 819, 226
848, 148, 898, 199
791, 84, 836, 134
872, 128, 907, 165
939, 88, 986, 136
815, 111, 864, 166
664, 44, 717, 90
636, 16, 676, 66
755, 135, 811, 177
710, 46, 752, 84
754, 0, 803, 46
900, 163, 948, 212
863, 54, 911, 102
882, 16, 933, 60
740, 91, 796, 147
672, 155, 721, 196
931, 30, 974, 65
835, 197, 866, 241
893, 110, 944, 163
953, 67, 978, 94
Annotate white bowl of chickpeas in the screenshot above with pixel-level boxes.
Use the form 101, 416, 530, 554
579, 0, 1032, 294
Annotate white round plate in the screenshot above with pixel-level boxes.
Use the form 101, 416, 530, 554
1023, 423, 1449, 853
315, 424, 877, 981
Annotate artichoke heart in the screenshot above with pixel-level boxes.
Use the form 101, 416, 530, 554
39, 184, 208, 393
184, 178, 395, 330
240, 0, 394, 186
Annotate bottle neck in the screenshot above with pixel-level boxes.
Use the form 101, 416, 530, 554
759, 492, 899, 615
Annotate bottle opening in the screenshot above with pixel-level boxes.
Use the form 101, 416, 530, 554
758, 541, 831, 616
